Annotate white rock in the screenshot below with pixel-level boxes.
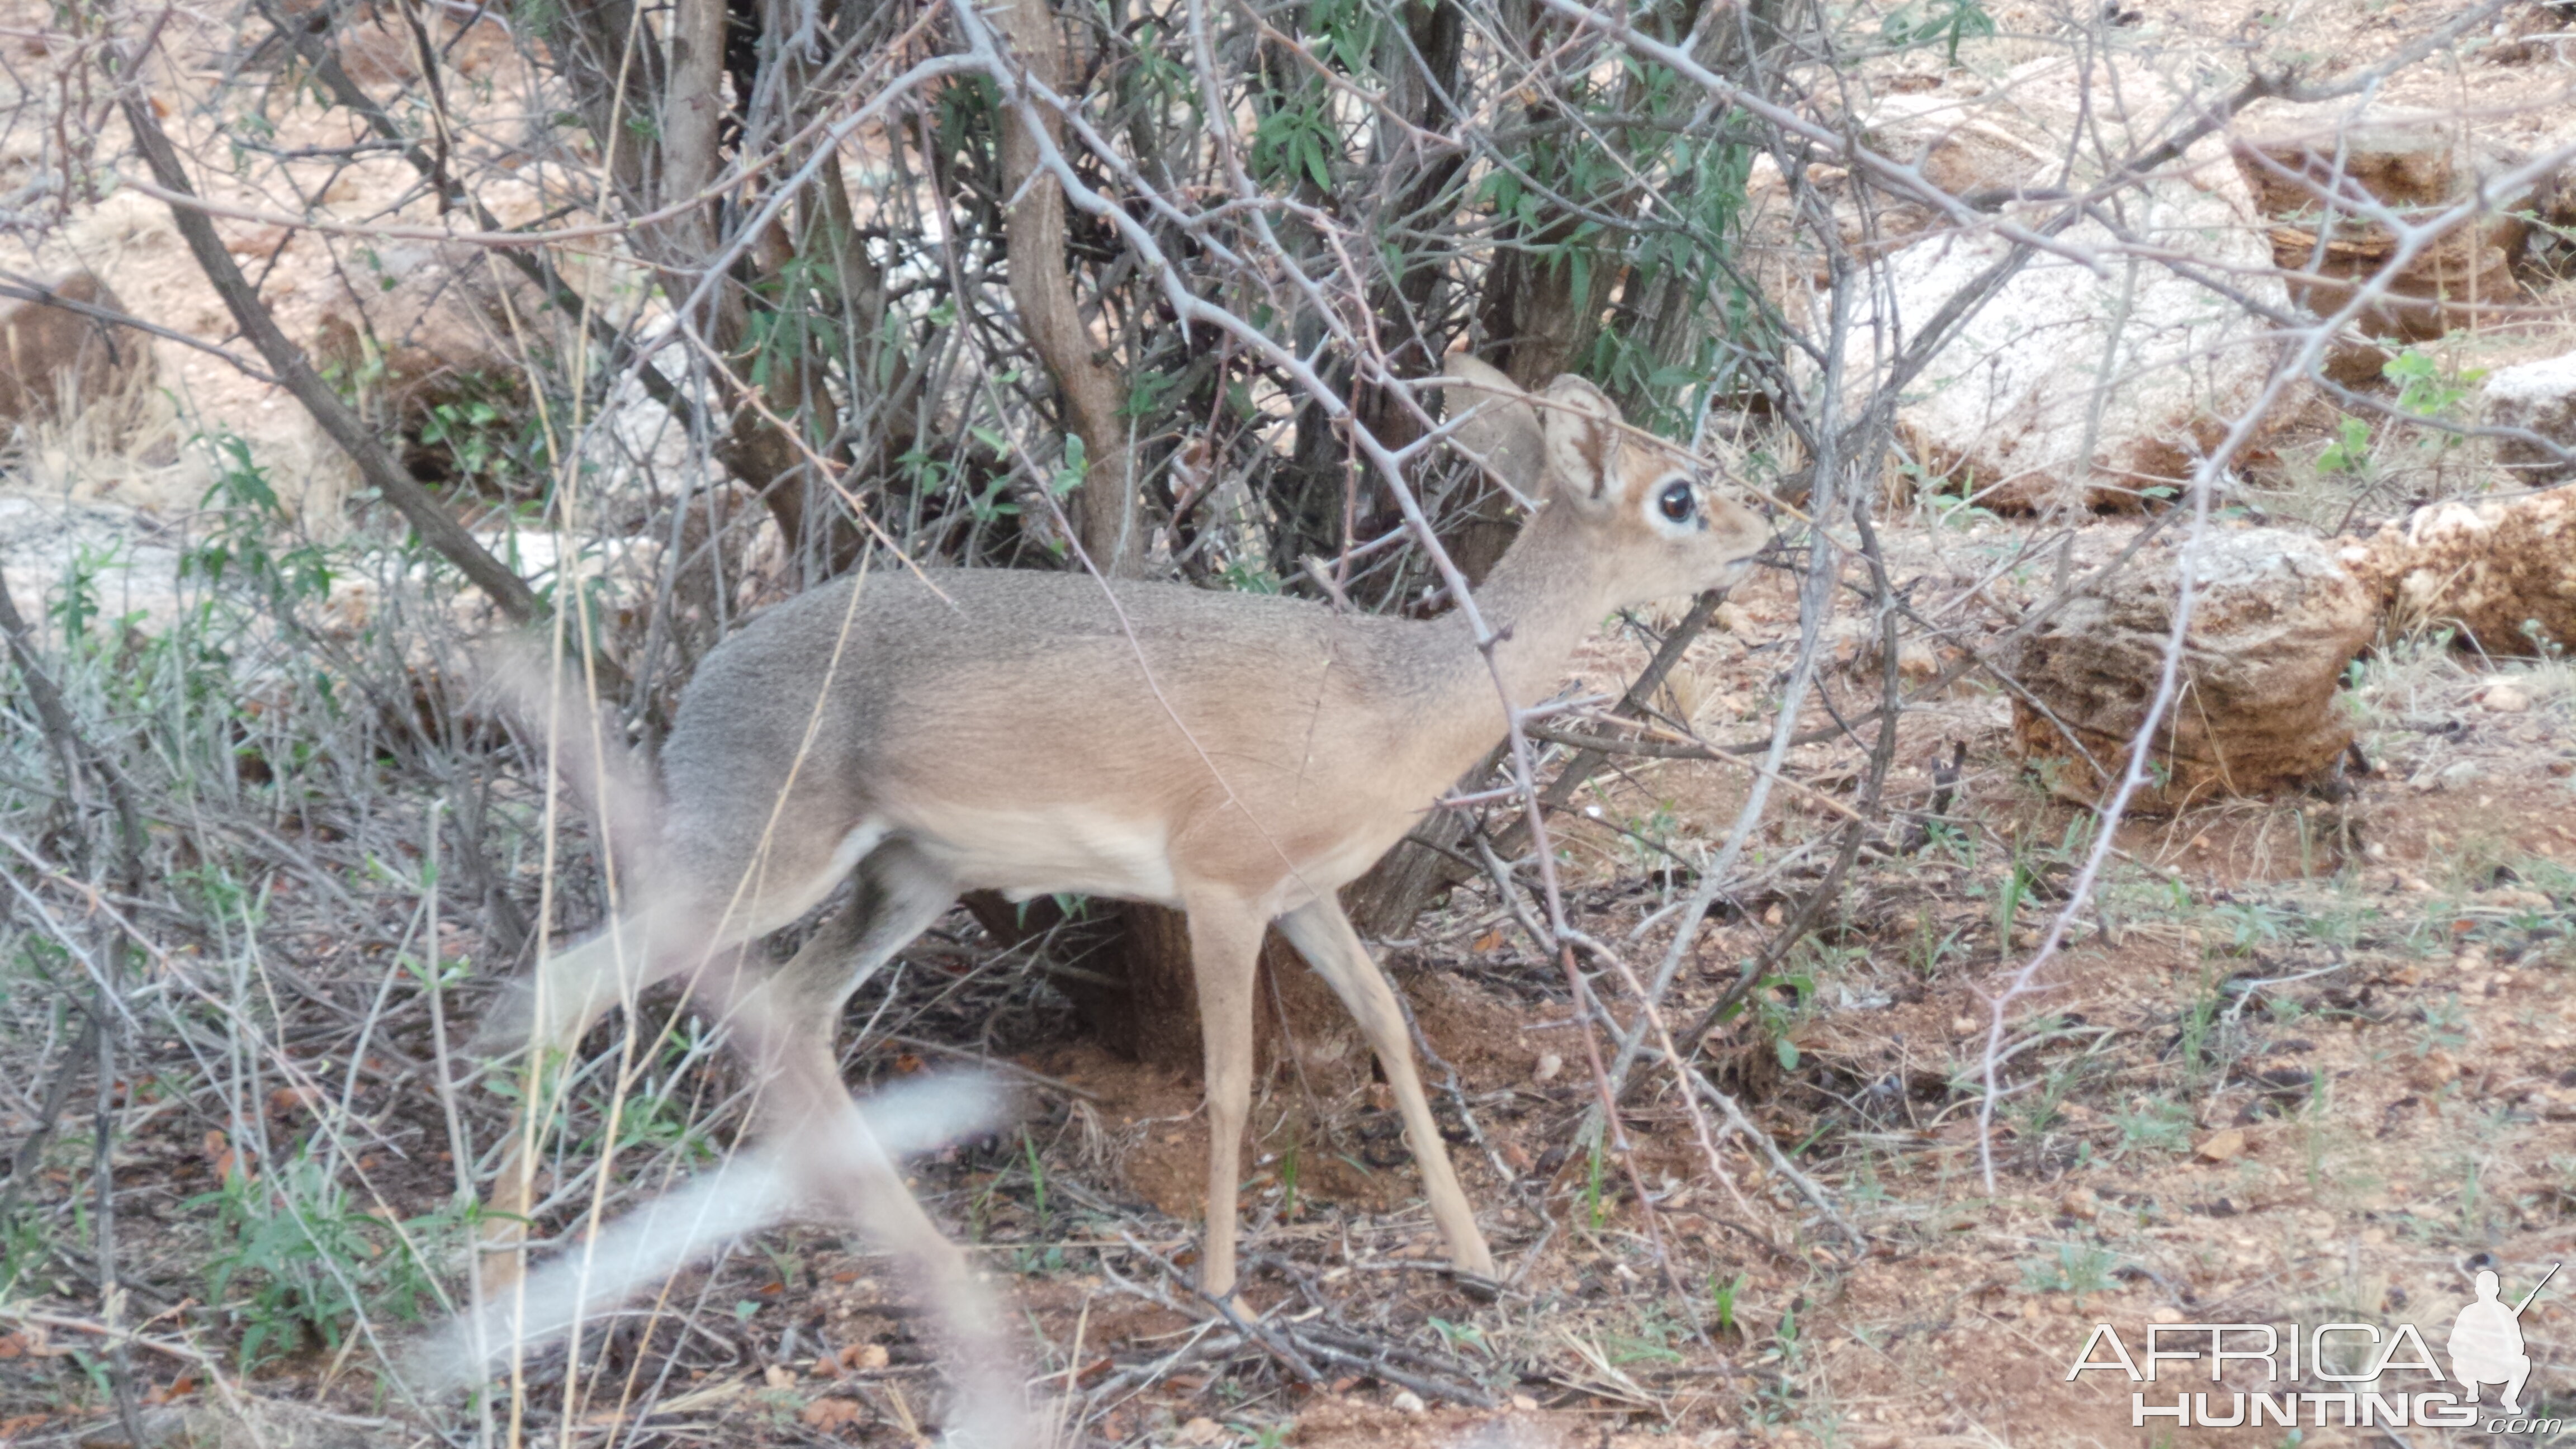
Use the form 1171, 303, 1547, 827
1772, 56, 2300, 515
2484, 681, 2532, 713
1390, 1390, 1428, 1415
1871, 167, 2288, 513
2484, 353, 2576, 485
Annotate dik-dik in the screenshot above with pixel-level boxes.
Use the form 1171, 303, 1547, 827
489, 357, 1769, 1297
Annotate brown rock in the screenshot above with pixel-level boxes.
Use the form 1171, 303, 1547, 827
2321, 335, 2395, 389
2194, 1128, 2247, 1162
312, 242, 553, 490
2409, 1049, 2460, 1089
0, 272, 154, 434
2011, 529, 2377, 808
2236, 121, 2464, 213
1862, 92, 2056, 227
258, 1, 516, 85
2345, 484, 2576, 656
314, 242, 543, 410
1841, 622, 1945, 686
799, 1398, 863, 1431
2231, 112, 2532, 341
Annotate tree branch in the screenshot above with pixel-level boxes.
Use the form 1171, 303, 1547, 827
115, 88, 541, 624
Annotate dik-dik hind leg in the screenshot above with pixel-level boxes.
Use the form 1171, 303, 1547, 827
1187, 897, 1267, 1299
482, 912, 696, 1289
725, 840, 958, 1106
481, 840, 876, 1289
509, 910, 682, 1062
1278, 899, 1495, 1281
769, 1048, 1026, 1447
724, 848, 1020, 1441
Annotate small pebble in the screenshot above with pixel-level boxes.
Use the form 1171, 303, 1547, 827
1391, 1390, 1427, 1415
1533, 1052, 1563, 1083
2484, 681, 2531, 713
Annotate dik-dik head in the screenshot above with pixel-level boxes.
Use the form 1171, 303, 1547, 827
1442, 355, 1769, 607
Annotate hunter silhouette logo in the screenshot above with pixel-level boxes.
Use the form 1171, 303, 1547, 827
2451, 1263, 2556, 1414
2067, 1263, 2562, 1431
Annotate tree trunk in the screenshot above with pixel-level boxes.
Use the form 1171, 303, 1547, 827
1104, 905, 1303, 1078
1343, 792, 1484, 937
996, 0, 1141, 576
541, 0, 870, 573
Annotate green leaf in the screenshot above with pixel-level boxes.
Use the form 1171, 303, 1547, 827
2318, 415, 2372, 474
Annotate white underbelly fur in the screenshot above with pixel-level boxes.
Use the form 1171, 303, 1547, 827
903, 805, 1182, 905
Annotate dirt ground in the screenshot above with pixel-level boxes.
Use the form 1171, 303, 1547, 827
13, 547, 2565, 1449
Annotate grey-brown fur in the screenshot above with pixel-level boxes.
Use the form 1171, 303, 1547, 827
485, 356, 1770, 1302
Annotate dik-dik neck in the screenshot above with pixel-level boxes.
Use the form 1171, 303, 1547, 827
1384, 502, 1614, 767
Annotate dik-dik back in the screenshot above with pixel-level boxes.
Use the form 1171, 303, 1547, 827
660, 570, 1478, 913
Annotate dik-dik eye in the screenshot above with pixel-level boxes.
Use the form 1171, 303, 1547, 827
1656, 479, 1696, 524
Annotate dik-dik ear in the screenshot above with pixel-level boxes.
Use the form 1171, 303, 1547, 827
1537, 374, 1624, 513
1440, 356, 1546, 496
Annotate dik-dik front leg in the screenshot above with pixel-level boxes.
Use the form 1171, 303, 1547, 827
1278, 898, 1495, 1281
1187, 896, 1267, 1299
